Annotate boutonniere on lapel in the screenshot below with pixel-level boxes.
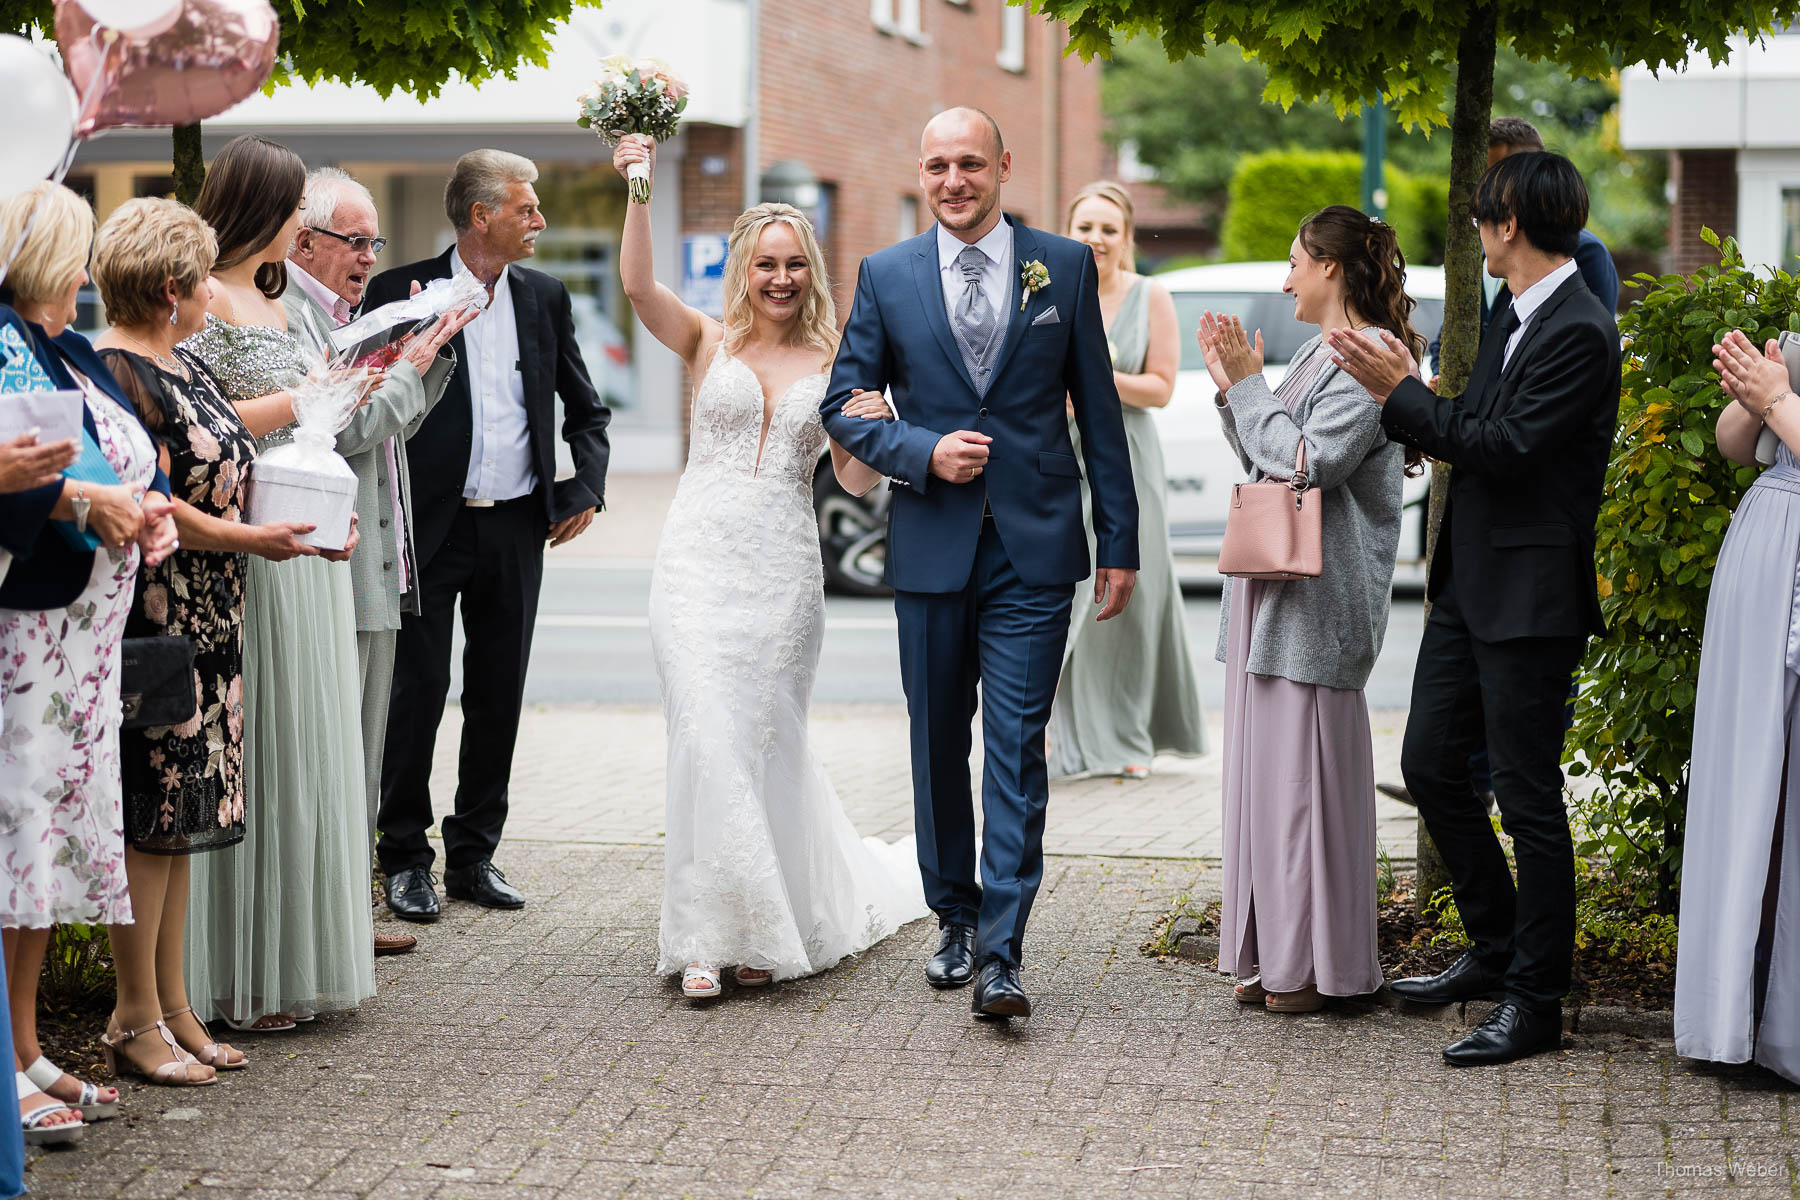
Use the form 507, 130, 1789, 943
1019, 260, 1050, 312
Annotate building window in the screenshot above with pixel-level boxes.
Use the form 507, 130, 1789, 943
1783, 188, 1800, 268
898, 195, 920, 242
997, 5, 1026, 72
873, 0, 924, 40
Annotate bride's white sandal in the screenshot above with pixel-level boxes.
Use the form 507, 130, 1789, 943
15, 1071, 83, 1146
24, 1054, 118, 1120
733, 966, 772, 987
682, 965, 722, 999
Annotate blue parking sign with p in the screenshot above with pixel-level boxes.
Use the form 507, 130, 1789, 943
682, 234, 730, 318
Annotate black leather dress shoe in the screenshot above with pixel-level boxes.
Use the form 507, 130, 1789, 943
444, 860, 526, 909
1388, 952, 1506, 1005
971, 957, 1031, 1020
925, 923, 976, 989
385, 866, 441, 923
1443, 1001, 1563, 1066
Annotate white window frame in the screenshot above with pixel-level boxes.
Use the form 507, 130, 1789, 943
898, 195, 920, 242
873, 0, 926, 41
997, 5, 1026, 72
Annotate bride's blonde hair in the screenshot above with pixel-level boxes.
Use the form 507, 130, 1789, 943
720, 202, 838, 356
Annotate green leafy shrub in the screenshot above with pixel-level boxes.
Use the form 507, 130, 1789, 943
41, 923, 113, 1008
1219, 149, 1448, 266
1567, 228, 1777, 913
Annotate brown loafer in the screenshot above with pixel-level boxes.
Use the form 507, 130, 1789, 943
374, 930, 418, 957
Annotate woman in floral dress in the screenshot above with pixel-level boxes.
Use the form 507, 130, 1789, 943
0, 182, 176, 1138
93, 198, 323, 1083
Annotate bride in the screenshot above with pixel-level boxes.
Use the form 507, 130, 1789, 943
613, 136, 929, 999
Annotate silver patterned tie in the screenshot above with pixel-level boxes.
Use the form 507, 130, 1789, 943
954, 245, 999, 374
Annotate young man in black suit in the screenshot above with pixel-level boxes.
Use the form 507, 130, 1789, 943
364, 149, 612, 920
1328, 151, 1622, 1065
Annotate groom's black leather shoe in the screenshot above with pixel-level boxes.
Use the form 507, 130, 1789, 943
925, 923, 976, 989
385, 866, 441, 923
444, 860, 526, 910
1388, 952, 1506, 1005
1443, 1001, 1563, 1066
971, 957, 1031, 1020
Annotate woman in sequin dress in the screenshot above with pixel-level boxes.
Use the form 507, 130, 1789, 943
179, 136, 374, 1031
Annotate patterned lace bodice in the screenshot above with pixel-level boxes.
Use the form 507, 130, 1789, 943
686, 348, 828, 489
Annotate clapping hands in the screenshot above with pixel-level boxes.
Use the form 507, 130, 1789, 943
1326, 327, 1419, 405
1713, 330, 1790, 415
1195, 311, 1263, 393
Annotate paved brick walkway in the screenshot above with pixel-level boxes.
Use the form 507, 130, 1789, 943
447, 703, 1424, 860
27, 847, 1794, 1200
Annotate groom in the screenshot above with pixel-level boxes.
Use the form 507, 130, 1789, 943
822, 108, 1139, 1019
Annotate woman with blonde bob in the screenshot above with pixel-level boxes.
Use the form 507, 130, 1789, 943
0, 181, 177, 1143
613, 135, 927, 1000
92, 198, 327, 1086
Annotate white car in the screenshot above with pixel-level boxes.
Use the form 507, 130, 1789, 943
1153, 260, 1446, 562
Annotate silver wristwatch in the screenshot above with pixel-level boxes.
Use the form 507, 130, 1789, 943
71, 484, 90, 534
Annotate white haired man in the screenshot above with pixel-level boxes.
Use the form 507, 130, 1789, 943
365, 149, 612, 921
284, 166, 476, 956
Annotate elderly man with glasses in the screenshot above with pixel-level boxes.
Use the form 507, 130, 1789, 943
284, 166, 476, 957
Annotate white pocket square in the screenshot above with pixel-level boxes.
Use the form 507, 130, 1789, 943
1030, 306, 1060, 326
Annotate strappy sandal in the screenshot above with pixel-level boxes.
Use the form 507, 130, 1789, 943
1233, 976, 1269, 1004
101, 1020, 216, 1086
1264, 985, 1324, 1013
162, 1006, 247, 1070
15, 1071, 83, 1146
682, 965, 722, 999
23, 1054, 118, 1119
733, 966, 773, 987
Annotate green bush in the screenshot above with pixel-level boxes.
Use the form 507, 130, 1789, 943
1567, 228, 1778, 913
1219, 149, 1448, 267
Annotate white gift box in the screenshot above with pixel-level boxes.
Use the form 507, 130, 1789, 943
0, 388, 83, 445
247, 459, 357, 551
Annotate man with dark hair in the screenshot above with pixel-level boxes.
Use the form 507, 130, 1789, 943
1327, 150, 1622, 1066
1386, 116, 1619, 812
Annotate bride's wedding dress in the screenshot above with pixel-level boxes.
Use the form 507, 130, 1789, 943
650, 344, 928, 979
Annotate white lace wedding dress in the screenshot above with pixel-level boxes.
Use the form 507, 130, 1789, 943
650, 345, 928, 980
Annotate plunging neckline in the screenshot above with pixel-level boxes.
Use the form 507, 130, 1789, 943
714, 348, 828, 477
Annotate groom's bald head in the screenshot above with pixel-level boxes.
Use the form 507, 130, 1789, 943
922, 107, 1005, 159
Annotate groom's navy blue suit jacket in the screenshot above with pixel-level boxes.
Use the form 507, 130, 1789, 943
821, 217, 1139, 593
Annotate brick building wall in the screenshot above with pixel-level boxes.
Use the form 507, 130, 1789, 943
750, 0, 1106, 314
1668, 149, 1738, 276
680, 122, 748, 236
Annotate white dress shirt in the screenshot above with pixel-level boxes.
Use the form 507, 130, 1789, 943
454, 247, 537, 501
288, 261, 354, 326
936, 218, 1013, 323
1502, 257, 1579, 371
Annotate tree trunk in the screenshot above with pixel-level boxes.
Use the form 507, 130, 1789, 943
172, 123, 204, 206
1415, 3, 1497, 913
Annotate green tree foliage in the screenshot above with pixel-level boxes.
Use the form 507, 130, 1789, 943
1219, 149, 1446, 264
0, 1, 600, 200
1569, 229, 1775, 913
1105, 38, 1665, 252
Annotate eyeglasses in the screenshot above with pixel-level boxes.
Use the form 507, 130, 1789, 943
307, 227, 387, 255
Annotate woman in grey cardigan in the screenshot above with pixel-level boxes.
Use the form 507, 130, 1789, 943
1197, 207, 1423, 1012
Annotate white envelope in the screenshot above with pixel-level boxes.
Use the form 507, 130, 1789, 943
0, 388, 83, 446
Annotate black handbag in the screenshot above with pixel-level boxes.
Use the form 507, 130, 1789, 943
119, 636, 197, 731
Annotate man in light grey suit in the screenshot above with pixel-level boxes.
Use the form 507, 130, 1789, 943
282, 167, 475, 957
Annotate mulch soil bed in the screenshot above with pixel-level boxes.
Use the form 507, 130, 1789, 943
1148, 872, 1675, 1012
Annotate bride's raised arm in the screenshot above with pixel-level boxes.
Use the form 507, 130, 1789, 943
615, 135, 714, 364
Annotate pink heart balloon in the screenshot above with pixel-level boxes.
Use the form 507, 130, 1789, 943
55, 0, 279, 137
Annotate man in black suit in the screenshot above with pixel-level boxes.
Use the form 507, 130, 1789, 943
1328, 151, 1621, 1066
364, 149, 611, 920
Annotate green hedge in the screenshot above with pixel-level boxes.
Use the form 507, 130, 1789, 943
1220, 149, 1448, 266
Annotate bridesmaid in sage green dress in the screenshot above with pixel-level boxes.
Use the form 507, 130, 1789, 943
1049, 182, 1205, 779
180, 135, 374, 1030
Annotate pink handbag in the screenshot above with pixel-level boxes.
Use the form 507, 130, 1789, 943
1217, 440, 1322, 580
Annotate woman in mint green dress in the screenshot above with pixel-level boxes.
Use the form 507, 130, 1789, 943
181, 135, 374, 1030
1049, 182, 1205, 779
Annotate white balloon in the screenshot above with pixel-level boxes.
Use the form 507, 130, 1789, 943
72, 0, 182, 39
0, 36, 78, 201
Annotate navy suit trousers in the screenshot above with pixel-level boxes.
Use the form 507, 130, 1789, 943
894, 518, 1074, 965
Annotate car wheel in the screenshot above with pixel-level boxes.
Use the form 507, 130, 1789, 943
814, 465, 891, 596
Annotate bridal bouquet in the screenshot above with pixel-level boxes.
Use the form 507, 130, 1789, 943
576, 55, 688, 203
